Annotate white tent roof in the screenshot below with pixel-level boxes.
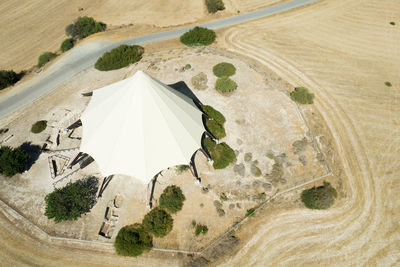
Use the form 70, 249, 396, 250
80, 70, 205, 183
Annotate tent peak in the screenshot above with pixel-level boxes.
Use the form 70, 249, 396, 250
133, 70, 150, 79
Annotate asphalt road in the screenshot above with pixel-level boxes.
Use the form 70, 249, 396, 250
0, 0, 317, 120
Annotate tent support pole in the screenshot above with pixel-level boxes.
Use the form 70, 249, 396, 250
148, 172, 162, 209
97, 175, 113, 198
190, 152, 201, 183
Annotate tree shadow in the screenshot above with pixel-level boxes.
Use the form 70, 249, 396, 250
19, 142, 42, 171
80, 176, 99, 196
16, 71, 26, 81
168, 81, 203, 108
67, 119, 82, 130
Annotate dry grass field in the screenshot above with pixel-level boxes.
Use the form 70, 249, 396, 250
0, 0, 399, 266
224, 0, 288, 13
0, 0, 208, 71
217, 0, 400, 265
0, 0, 284, 72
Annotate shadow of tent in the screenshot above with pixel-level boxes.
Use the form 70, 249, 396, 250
19, 142, 42, 171
67, 119, 82, 130
98, 175, 113, 198
168, 81, 203, 108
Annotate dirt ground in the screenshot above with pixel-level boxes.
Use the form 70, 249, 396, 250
0, 46, 328, 260
216, 0, 400, 266
0, 0, 398, 265
0, 0, 284, 72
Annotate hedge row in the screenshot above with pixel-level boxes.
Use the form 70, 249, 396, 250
38, 52, 57, 68
66, 16, 106, 39
95, 45, 144, 71
0, 70, 24, 90
180, 27, 216, 46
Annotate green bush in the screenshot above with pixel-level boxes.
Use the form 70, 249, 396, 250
61, 38, 75, 52
220, 192, 228, 201
385, 81, 392, 87
213, 62, 236, 77
67, 16, 106, 39
390, 21, 396, 25
0, 146, 28, 177
206, 0, 225, 13
290, 87, 314, 104
195, 224, 208, 236
203, 137, 236, 169
159, 185, 186, 213
215, 77, 237, 93
301, 181, 337, 210
38, 52, 57, 67
142, 207, 173, 237
44, 177, 98, 222
95, 45, 144, 71
0, 70, 24, 90
246, 208, 255, 217
180, 27, 216, 46
31, 120, 47, 134
205, 119, 226, 139
201, 105, 226, 125
114, 223, 153, 257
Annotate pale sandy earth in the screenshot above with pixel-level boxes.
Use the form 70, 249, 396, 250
216, 0, 400, 266
0, 0, 398, 266
0, 0, 283, 72
0, 46, 329, 263
224, 0, 288, 13
0, 0, 205, 71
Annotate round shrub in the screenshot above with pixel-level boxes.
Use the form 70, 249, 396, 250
205, 119, 226, 139
0, 146, 28, 177
0, 70, 23, 90
206, 0, 225, 13
38, 52, 57, 67
114, 224, 153, 257
61, 38, 75, 52
180, 27, 216, 46
301, 182, 337, 210
31, 120, 47, 134
95, 45, 144, 71
68, 16, 106, 39
215, 77, 237, 93
142, 207, 173, 237
44, 177, 98, 222
203, 137, 236, 169
201, 105, 226, 125
212, 62, 236, 77
195, 224, 208, 236
290, 87, 314, 104
159, 185, 186, 213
